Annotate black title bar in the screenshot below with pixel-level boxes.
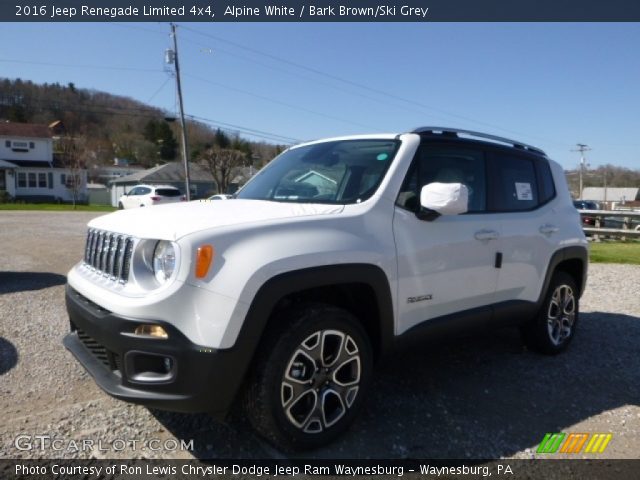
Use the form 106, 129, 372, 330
3, 459, 640, 480
4, 0, 640, 22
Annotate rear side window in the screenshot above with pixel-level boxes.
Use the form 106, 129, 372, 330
536, 161, 556, 204
490, 154, 538, 211
156, 188, 181, 197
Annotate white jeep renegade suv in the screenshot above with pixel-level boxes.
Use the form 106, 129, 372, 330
64, 127, 588, 450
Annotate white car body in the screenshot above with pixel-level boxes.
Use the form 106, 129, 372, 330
64, 128, 588, 444
118, 184, 185, 209
71, 132, 585, 347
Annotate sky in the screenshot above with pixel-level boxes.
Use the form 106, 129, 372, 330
1, 22, 639, 170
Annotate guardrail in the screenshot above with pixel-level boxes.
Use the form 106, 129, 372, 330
578, 209, 640, 240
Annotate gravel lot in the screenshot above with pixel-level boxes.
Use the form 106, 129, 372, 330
0, 211, 638, 460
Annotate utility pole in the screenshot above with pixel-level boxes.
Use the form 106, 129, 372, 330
571, 143, 591, 200
169, 23, 191, 201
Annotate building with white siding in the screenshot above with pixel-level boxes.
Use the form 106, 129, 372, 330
0, 122, 87, 203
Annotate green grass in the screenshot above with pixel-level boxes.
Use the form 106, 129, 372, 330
589, 242, 640, 265
0, 203, 115, 212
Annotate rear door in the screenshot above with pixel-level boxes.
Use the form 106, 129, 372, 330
393, 142, 502, 334
488, 151, 557, 304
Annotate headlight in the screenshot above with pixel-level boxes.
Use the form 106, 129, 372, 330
152, 241, 176, 284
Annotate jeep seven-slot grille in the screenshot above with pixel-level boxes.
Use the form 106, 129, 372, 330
84, 229, 134, 283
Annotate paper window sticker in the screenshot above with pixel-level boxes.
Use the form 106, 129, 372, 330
515, 182, 533, 201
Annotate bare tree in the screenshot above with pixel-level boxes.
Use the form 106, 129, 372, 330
57, 134, 87, 209
200, 147, 246, 194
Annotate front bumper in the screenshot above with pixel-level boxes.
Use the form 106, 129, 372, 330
63, 285, 244, 416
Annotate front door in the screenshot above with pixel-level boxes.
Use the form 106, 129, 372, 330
393, 143, 501, 335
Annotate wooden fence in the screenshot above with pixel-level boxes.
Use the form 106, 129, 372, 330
578, 209, 640, 240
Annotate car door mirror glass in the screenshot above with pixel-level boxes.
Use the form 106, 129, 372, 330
420, 182, 469, 216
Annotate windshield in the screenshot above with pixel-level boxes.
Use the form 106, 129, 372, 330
236, 139, 400, 204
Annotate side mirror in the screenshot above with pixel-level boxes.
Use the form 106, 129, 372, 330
418, 182, 468, 220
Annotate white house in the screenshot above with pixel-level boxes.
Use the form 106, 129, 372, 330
0, 122, 87, 202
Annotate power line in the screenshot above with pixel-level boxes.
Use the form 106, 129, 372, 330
179, 25, 570, 149
184, 72, 382, 132
182, 26, 564, 145
158, 32, 387, 131
146, 76, 173, 103
177, 35, 447, 124
185, 113, 300, 144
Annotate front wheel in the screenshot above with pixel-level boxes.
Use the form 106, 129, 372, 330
522, 271, 579, 354
244, 304, 373, 451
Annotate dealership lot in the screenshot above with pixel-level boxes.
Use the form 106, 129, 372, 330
0, 211, 638, 459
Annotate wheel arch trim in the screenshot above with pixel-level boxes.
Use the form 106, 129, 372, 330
244, 264, 394, 355
537, 246, 588, 307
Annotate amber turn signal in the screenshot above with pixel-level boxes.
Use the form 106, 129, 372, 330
195, 245, 214, 279
134, 324, 168, 339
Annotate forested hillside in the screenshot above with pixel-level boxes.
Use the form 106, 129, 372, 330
2, 78, 638, 193
0, 78, 285, 171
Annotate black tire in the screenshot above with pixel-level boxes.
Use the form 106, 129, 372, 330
118, 202, 124, 210
522, 271, 579, 355
243, 303, 373, 451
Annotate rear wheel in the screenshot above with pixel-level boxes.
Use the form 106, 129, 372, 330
522, 271, 578, 354
244, 304, 372, 451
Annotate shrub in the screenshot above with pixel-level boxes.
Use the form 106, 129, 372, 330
0, 191, 13, 203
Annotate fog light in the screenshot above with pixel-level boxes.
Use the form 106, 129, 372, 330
134, 324, 168, 339
163, 357, 173, 372
125, 352, 175, 382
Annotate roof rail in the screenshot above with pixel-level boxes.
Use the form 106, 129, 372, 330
410, 126, 546, 156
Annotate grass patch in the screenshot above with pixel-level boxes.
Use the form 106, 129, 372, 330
0, 203, 115, 212
589, 241, 640, 265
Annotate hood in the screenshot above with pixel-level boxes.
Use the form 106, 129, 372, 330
88, 200, 345, 240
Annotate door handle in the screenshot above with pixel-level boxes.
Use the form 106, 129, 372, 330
539, 224, 559, 235
474, 229, 499, 241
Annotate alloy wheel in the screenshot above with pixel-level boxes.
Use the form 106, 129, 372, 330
546, 284, 576, 346
280, 329, 361, 434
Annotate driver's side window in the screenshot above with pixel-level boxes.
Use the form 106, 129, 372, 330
396, 145, 487, 213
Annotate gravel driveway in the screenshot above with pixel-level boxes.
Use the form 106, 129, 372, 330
0, 211, 638, 460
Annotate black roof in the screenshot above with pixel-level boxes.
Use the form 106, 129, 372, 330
1, 159, 54, 168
